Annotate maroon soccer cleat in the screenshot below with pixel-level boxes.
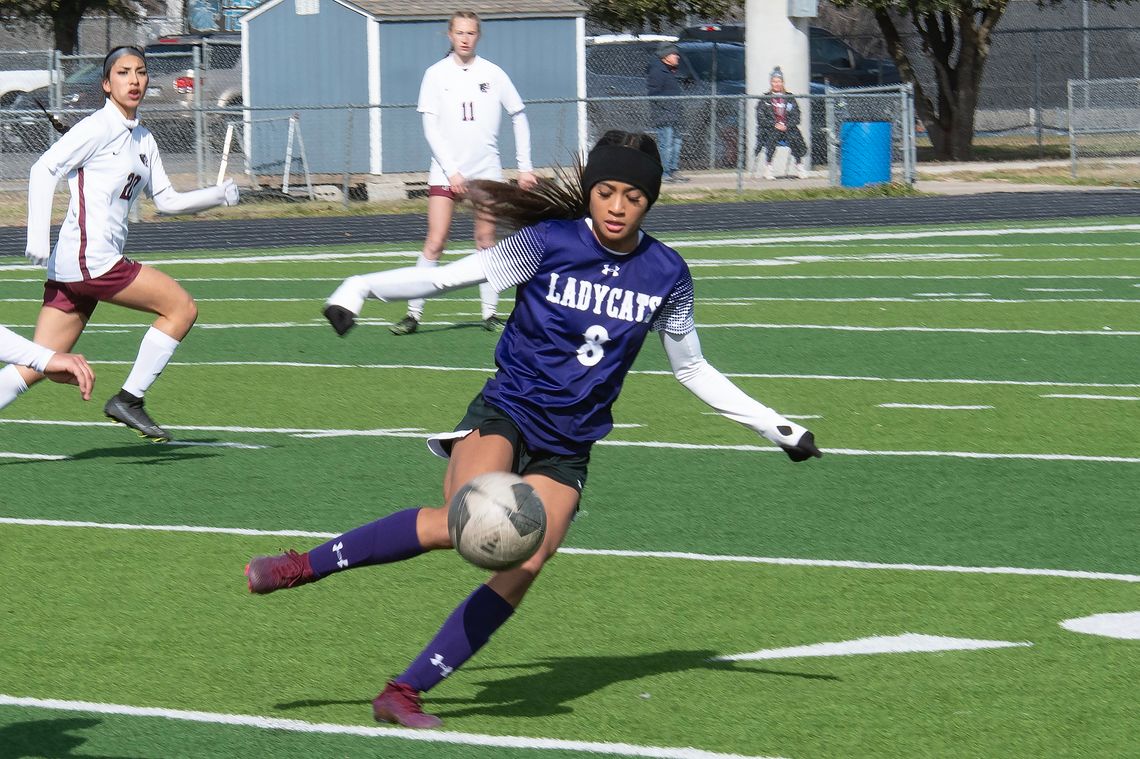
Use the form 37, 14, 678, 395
245, 550, 316, 594
372, 680, 442, 728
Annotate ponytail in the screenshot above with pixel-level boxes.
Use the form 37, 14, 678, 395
468, 163, 586, 233
467, 130, 662, 232
34, 98, 69, 136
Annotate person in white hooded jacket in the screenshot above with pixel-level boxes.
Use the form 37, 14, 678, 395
2, 45, 239, 441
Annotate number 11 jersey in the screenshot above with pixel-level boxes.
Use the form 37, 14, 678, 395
417, 54, 526, 185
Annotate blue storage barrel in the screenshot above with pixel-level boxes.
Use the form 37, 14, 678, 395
840, 121, 892, 187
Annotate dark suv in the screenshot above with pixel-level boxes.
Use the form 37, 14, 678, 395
585, 37, 746, 167
678, 24, 901, 88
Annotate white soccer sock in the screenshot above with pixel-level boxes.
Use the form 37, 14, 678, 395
479, 281, 499, 320
407, 255, 437, 319
0, 364, 29, 410
122, 327, 180, 398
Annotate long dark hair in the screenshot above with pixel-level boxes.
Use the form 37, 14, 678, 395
468, 130, 660, 233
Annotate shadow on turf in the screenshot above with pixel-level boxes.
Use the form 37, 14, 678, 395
0, 440, 226, 468
0, 717, 141, 759
72, 444, 220, 466
433, 650, 840, 718
274, 649, 839, 719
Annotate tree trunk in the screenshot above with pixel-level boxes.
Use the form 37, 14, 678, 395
53, 7, 84, 54
873, 1, 1005, 161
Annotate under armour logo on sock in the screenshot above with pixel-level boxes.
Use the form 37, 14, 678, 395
332, 541, 348, 569
430, 653, 453, 678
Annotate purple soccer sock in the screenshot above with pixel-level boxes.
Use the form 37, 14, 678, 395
397, 584, 515, 693
307, 508, 425, 578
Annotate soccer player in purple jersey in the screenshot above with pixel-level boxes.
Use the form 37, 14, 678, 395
250, 130, 822, 728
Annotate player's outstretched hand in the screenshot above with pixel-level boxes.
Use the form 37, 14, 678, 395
517, 171, 539, 191
43, 352, 95, 400
221, 179, 240, 206
25, 247, 49, 266
780, 430, 822, 462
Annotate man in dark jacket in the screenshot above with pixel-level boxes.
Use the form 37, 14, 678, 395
755, 67, 808, 179
647, 42, 688, 182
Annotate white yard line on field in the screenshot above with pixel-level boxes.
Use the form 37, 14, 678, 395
696, 274, 1139, 281
2, 517, 1138, 583
0, 695, 778, 759
664, 222, 1140, 248
0, 451, 70, 461
1, 222, 1138, 274
2, 320, 1135, 336
2, 419, 1137, 463
8, 294, 1135, 305
31, 359, 1140, 389
1041, 394, 1140, 401
878, 404, 993, 410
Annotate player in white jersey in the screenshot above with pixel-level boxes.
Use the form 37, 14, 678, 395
0, 46, 239, 442
384, 10, 538, 336
0, 326, 94, 400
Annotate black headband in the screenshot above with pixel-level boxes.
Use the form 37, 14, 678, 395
102, 46, 146, 79
581, 143, 663, 207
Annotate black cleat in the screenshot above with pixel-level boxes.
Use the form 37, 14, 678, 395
482, 315, 505, 332
104, 390, 171, 442
390, 315, 419, 336
323, 304, 356, 336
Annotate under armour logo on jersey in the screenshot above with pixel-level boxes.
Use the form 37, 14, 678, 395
601, 264, 620, 277
139, 154, 148, 166
479, 82, 490, 92
430, 653, 453, 677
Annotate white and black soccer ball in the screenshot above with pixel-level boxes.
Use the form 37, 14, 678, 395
448, 472, 547, 570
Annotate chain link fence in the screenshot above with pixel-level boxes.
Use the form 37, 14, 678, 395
1068, 77, 1140, 182
0, 87, 917, 219
840, 25, 1140, 155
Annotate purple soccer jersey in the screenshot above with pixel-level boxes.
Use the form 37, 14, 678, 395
479, 218, 695, 455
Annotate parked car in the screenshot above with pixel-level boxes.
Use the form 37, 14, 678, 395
5, 33, 242, 154
0, 67, 52, 108
678, 24, 901, 88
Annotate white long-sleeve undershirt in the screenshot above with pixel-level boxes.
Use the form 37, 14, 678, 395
660, 329, 808, 448
326, 252, 487, 315
0, 326, 53, 372
152, 184, 228, 215
510, 109, 533, 172
422, 113, 462, 180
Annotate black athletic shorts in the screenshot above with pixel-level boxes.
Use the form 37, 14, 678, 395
433, 392, 590, 494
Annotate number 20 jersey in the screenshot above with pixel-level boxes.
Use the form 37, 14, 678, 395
32, 99, 172, 282
479, 218, 695, 455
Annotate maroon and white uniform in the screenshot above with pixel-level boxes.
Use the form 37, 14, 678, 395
418, 54, 532, 185
26, 99, 233, 281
